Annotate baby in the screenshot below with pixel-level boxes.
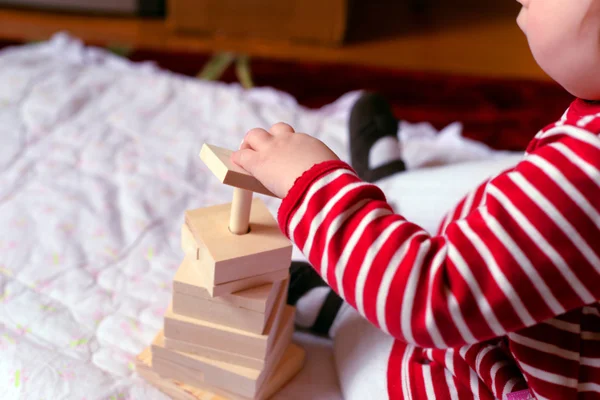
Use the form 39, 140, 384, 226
232, 1, 600, 399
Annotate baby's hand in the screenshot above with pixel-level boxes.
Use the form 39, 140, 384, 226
231, 123, 339, 198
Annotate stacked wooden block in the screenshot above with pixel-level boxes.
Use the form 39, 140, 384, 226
136, 145, 305, 400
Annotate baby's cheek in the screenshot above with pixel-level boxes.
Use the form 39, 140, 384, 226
525, 18, 566, 72
516, 8, 527, 33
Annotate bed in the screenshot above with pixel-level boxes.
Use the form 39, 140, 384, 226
0, 34, 522, 399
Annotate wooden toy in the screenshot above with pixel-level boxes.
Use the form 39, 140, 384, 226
136, 343, 305, 400
164, 281, 287, 359
181, 224, 285, 305
184, 199, 292, 286
162, 305, 294, 370
164, 336, 267, 370
172, 257, 286, 334
172, 277, 287, 335
175, 261, 289, 298
174, 256, 284, 313
153, 341, 304, 400
173, 289, 275, 334
153, 306, 295, 398
175, 243, 288, 300
181, 223, 197, 255
136, 143, 304, 399
199, 144, 275, 198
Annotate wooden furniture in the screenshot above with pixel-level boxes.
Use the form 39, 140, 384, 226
0, 2, 544, 80
168, 0, 349, 46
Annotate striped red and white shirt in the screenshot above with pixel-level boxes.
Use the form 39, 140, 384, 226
278, 98, 600, 399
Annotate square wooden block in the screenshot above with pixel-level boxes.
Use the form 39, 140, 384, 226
153, 306, 295, 398
136, 342, 305, 400
174, 252, 286, 305
165, 305, 295, 370
184, 198, 292, 286
165, 280, 287, 360
136, 348, 224, 400
172, 278, 286, 334
199, 144, 275, 197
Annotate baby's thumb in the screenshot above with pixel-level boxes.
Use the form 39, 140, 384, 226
231, 149, 259, 175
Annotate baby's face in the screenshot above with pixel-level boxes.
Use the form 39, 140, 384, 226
517, 0, 600, 100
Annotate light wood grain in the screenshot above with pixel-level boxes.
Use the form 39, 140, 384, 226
164, 336, 266, 370
154, 306, 295, 398
136, 339, 305, 400
184, 199, 292, 286
200, 144, 275, 197
229, 188, 253, 234
164, 281, 288, 360
136, 347, 225, 400
173, 289, 271, 334
174, 255, 289, 298
173, 253, 284, 313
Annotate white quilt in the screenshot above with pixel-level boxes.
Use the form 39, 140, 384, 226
0, 34, 522, 400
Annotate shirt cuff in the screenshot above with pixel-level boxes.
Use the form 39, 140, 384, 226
277, 160, 355, 238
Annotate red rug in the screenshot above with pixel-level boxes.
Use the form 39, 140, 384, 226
1, 40, 574, 151
128, 50, 576, 152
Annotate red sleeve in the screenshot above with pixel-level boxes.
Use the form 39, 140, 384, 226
278, 126, 600, 349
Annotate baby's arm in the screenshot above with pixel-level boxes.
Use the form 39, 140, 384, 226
233, 123, 600, 349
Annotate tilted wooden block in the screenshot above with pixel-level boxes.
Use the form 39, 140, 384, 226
175, 259, 289, 298
165, 304, 295, 370
164, 280, 287, 360
172, 279, 286, 334
153, 306, 295, 398
172, 293, 269, 334
200, 144, 276, 197
174, 251, 285, 310
184, 199, 292, 286
136, 341, 305, 400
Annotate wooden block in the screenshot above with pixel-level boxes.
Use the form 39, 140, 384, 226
172, 278, 286, 333
165, 280, 287, 360
184, 199, 292, 283
165, 304, 295, 370
184, 198, 292, 285
153, 306, 295, 398
155, 332, 259, 397
136, 347, 227, 400
173, 262, 289, 298
173, 291, 267, 334
200, 144, 276, 197
174, 254, 285, 312
137, 342, 305, 400
181, 223, 198, 256
164, 336, 265, 370
243, 307, 295, 392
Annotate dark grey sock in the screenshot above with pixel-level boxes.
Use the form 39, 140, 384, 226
349, 92, 406, 183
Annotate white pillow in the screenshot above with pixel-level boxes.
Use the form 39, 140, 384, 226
378, 154, 523, 234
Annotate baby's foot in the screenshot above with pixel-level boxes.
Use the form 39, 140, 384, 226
287, 261, 343, 337
349, 92, 406, 182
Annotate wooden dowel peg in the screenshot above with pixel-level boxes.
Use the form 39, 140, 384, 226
229, 188, 252, 235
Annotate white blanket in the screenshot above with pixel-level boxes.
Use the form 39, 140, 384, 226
0, 34, 522, 400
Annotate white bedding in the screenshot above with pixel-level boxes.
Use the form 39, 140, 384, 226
0, 34, 522, 400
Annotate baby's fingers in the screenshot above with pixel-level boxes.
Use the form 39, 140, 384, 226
231, 148, 260, 174
269, 122, 295, 136
242, 128, 272, 151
